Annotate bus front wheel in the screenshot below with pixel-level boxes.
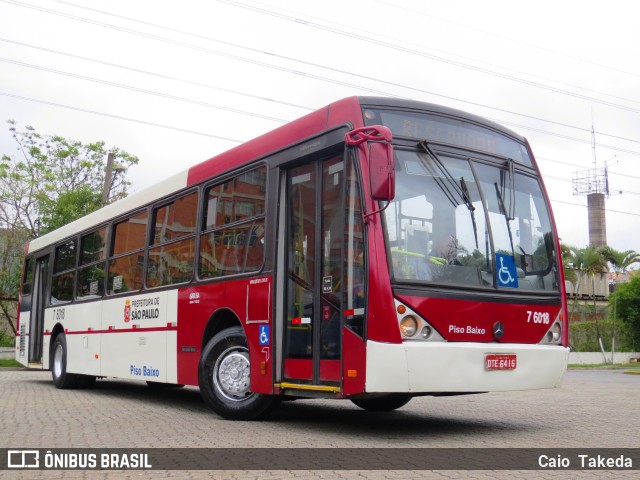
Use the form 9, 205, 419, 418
351, 394, 412, 412
198, 326, 278, 420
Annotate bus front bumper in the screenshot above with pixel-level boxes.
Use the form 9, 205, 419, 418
365, 340, 569, 393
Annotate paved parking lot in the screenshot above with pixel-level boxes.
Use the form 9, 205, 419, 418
0, 367, 638, 478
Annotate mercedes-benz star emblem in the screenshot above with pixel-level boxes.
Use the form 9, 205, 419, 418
493, 321, 505, 339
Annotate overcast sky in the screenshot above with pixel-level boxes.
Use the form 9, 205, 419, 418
1, 0, 639, 254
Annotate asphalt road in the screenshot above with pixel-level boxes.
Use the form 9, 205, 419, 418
0, 367, 638, 479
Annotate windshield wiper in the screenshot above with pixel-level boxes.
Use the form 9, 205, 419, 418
497, 160, 516, 221
418, 142, 460, 209
495, 180, 516, 257
418, 142, 479, 250
460, 177, 479, 249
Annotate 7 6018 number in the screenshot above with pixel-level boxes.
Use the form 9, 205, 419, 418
527, 310, 550, 324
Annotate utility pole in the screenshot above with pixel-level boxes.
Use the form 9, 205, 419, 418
101, 152, 115, 207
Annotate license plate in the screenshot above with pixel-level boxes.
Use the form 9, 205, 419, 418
485, 354, 517, 370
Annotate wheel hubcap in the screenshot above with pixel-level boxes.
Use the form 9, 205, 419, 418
53, 344, 63, 379
213, 347, 252, 402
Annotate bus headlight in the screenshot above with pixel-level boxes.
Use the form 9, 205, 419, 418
400, 316, 418, 337
420, 326, 433, 339
540, 320, 562, 344
395, 300, 445, 342
548, 323, 562, 343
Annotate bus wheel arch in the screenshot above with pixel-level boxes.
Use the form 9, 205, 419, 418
198, 325, 278, 420
50, 326, 96, 389
50, 331, 79, 389
201, 308, 242, 352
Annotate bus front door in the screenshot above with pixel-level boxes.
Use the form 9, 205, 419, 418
282, 155, 347, 388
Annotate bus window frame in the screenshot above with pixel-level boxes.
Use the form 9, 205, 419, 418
75, 225, 109, 302
381, 141, 560, 295
107, 208, 150, 296
197, 163, 268, 283
145, 188, 199, 290
21, 256, 35, 297
51, 238, 78, 305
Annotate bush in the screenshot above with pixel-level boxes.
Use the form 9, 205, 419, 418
0, 330, 15, 347
609, 275, 640, 351
569, 318, 634, 352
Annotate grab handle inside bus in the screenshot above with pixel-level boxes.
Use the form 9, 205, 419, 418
345, 125, 395, 202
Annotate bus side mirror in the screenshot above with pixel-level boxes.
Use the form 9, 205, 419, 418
368, 140, 395, 201
345, 126, 395, 202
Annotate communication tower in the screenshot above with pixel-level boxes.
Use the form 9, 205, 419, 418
572, 125, 610, 246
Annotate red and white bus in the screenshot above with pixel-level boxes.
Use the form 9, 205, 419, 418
16, 97, 569, 419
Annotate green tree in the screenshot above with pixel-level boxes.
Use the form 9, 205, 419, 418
600, 246, 640, 277
560, 242, 577, 286
0, 120, 138, 333
562, 244, 607, 297
0, 227, 29, 335
600, 247, 640, 357
38, 185, 103, 233
563, 244, 610, 359
0, 120, 138, 236
609, 274, 640, 351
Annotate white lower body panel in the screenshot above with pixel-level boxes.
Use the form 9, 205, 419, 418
366, 341, 569, 393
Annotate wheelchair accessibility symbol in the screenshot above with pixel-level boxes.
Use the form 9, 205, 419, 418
496, 254, 518, 288
259, 325, 270, 345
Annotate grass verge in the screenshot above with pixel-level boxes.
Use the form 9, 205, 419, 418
569, 362, 640, 371
0, 359, 23, 368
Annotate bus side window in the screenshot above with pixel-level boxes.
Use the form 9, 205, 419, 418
51, 240, 77, 304
147, 191, 198, 288
199, 166, 267, 279
22, 257, 34, 296
108, 211, 147, 294
77, 227, 107, 300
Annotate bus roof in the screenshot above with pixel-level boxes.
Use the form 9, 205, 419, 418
26, 96, 526, 254
26, 97, 364, 254
357, 96, 527, 143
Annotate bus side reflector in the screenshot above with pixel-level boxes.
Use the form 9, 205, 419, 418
260, 361, 266, 375
347, 369, 358, 378
95, 354, 99, 359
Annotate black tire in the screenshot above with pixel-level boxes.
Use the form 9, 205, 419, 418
147, 381, 184, 389
51, 334, 80, 389
351, 394, 412, 412
199, 326, 279, 420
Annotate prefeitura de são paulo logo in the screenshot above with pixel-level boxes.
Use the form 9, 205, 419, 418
124, 299, 131, 323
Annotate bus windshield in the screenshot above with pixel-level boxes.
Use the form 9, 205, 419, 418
384, 147, 559, 292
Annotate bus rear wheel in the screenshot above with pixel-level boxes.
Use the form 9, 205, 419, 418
198, 326, 278, 420
351, 394, 412, 412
